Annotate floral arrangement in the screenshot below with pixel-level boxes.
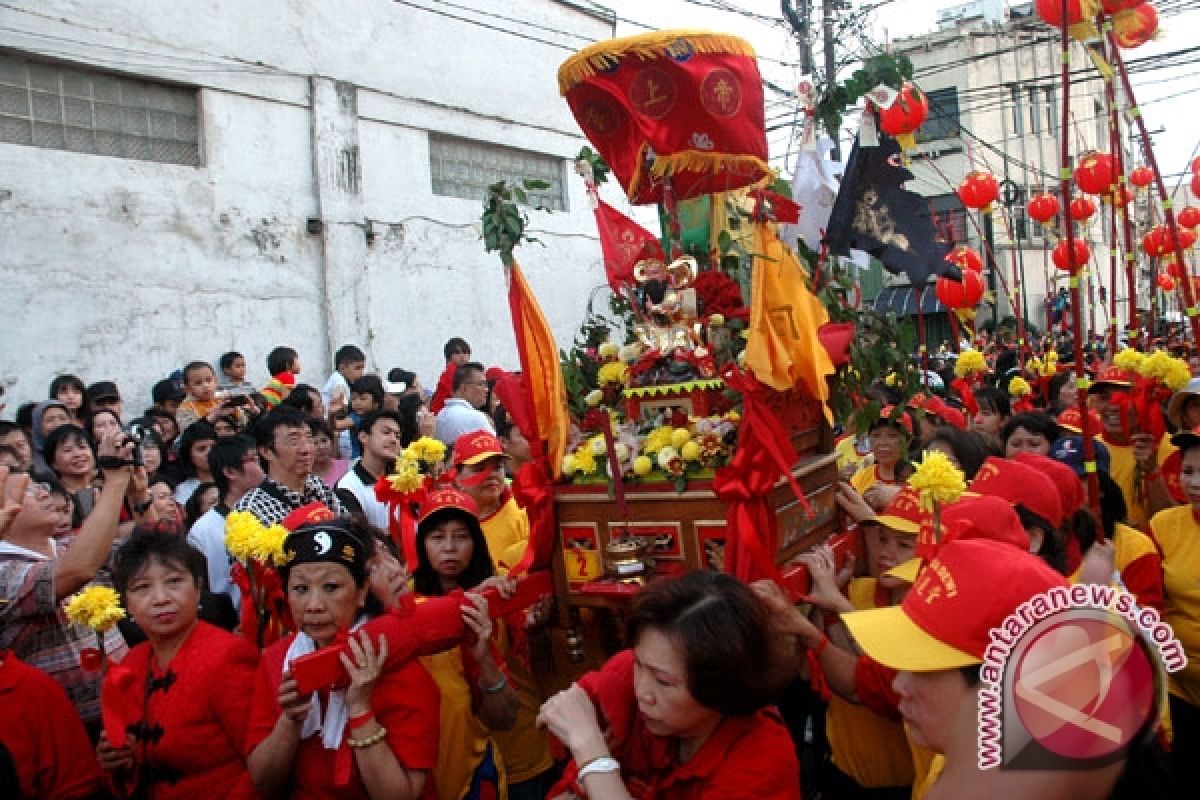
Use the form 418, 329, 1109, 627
65, 586, 125, 632
953, 349, 987, 378
225, 511, 293, 647
561, 413, 737, 492
1008, 376, 1032, 398
64, 585, 125, 672
1115, 348, 1192, 391
381, 436, 447, 497
692, 269, 747, 321
909, 450, 966, 556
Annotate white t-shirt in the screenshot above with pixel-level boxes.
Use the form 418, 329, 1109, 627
187, 507, 240, 610
335, 461, 390, 531
174, 477, 200, 506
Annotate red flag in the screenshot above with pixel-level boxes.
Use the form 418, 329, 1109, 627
594, 200, 664, 292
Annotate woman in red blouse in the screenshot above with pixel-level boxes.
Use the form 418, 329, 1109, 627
245, 518, 440, 800
537, 570, 801, 800
97, 531, 259, 798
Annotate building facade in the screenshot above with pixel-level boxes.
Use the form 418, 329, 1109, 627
0, 0, 618, 409
885, 0, 1131, 345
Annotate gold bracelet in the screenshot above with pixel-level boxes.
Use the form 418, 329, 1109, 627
347, 726, 388, 749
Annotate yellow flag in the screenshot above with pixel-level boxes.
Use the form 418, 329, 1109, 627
508, 260, 569, 477
743, 222, 835, 420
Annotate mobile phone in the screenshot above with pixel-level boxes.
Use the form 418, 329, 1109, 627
225, 394, 251, 407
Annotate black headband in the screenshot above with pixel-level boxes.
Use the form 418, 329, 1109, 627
282, 524, 368, 577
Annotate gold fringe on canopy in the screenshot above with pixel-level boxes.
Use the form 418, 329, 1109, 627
625, 144, 774, 204
558, 30, 757, 95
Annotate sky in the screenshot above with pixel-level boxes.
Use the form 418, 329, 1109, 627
593, 0, 1199, 193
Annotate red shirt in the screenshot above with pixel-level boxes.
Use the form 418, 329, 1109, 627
112, 622, 260, 799
429, 362, 456, 414
246, 633, 441, 800
0, 651, 106, 799
550, 650, 802, 799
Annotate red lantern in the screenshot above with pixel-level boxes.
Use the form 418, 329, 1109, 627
1193, 156, 1200, 174
1102, 0, 1140, 11
957, 171, 999, 211
945, 245, 983, 273
1143, 225, 1170, 257
1158, 273, 1176, 292
1027, 192, 1060, 223
1074, 152, 1117, 195
1035, 0, 1086, 26
1164, 258, 1184, 279
935, 270, 985, 309
1114, 3, 1158, 49
1180, 228, 1198, 250
1192, 173, 1200, 198
877, 83, 929, 149
1053, 238, 1091, 271
1129, 165, 1154, 188
1178, 206, 1200, 229
1069, 196, 1097, 221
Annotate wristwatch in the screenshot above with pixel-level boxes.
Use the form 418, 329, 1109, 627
577, 756, 620, 783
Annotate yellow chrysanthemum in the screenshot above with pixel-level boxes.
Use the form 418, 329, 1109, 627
1165, 362, 1192, 391
954, 349, 987, 378
598, 342, 620, 359
1008, 376, 1032, 398
64, 586, 126, 632
1046, 350, 1058, 362
574, 446, 598, 474
885, 372, 900, 387
681, 441, 702, 462
632, 455, 653, 476
388, 455, 424, 494
225, 510, 263, 563
562, 454, 578, 475
1113, 348, 1144, 374
1027, 357, 1043, 374
908, 450, 967, 513
589, 435, 607, 456
1140, 350, 1174, 381
252, 524, 290, 565
597, 360, 629, 387
584, 389, 604, 407
643, 427, 674, 455
406, 436, 446, 466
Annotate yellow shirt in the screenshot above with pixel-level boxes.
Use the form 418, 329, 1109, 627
480, 495, 530, 574
1148, 505, 1200, 706
1069, 523, 1159, 585
851, 464, 896, 497
835, 435, 871, 473
913, 753, 945, 800
1104, 436, 1176, 529
825, 578, 916, 789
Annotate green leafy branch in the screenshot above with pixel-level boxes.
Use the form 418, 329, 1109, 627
576, 146, 610, 187
482, 179, 552, 266
815, 53, 914, 143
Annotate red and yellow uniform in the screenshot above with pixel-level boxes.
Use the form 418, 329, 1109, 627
550, 649, 802, 799
479, 492, 530, 575
825, 578, 915, 789
419, 639, 509, 800
850, 464, 897, 497
247, 631, 440, 800
1103, 435, 1175, 529
1069, 522, 1163, 610
1148, 506, 1200, 706
110, 622, 258, 798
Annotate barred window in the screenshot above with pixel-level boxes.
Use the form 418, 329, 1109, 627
429, 134, 566, 210
0, 52, 201, 166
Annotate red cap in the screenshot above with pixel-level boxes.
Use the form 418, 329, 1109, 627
1012, 452, 1083, 515
418, 487, 480, 524
889, 495, 1029, 583
1089, 366, 1133, 391
874, 486, 927, 534
843, 539, 1068, 670
452, 431, 510, 466
281, 502, 336, 531
969, 456, 1064, 528
1056, 407, 1103, 434
923, 396, 967, 430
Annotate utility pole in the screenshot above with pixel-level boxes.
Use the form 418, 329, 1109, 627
781, 0, 814, 75
822, 0, 840, 161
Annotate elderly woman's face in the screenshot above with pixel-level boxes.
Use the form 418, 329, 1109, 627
632, 627, 721, 740
124, 557, 201, 646
286, 561, 367, 648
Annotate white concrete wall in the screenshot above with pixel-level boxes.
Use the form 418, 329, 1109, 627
0, 0, 617, 412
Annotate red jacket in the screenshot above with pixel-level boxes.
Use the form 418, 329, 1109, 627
0, 651, 106, 799
109, 622, 260, 799
246, 632, 441, 800
550, 649, 802, 799
429, 362, 457, 414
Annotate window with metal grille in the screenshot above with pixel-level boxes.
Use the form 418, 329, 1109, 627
917, 87, 961, 143
429, 134, 566, 210
0, 52, 201, 166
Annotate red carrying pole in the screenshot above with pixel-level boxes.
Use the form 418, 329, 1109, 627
1060, 5, 1103, 528
1106, 25, 1200, 349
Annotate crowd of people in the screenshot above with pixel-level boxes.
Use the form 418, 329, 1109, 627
0, 327, 1198, 799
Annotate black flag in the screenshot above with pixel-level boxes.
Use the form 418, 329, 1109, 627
826, 134, 958, 287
